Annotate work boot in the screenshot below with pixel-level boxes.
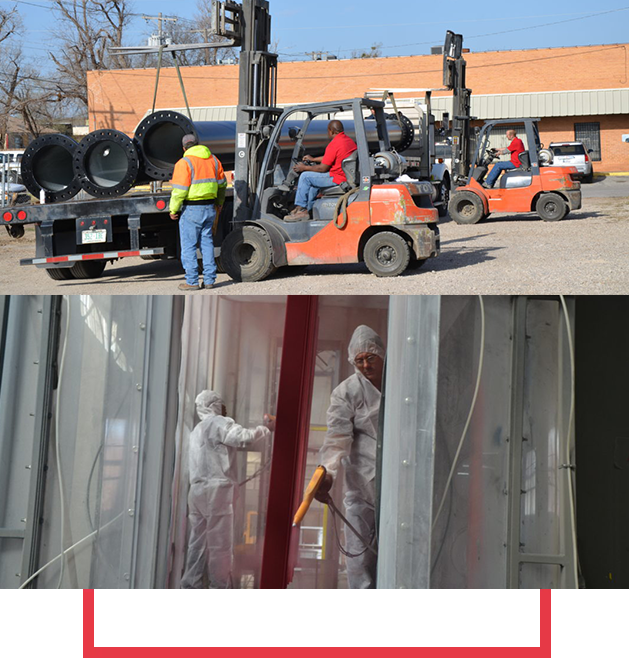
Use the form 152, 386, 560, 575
202, 282, 215, 290
178, 282, 201, 291
285, 206, 309, 221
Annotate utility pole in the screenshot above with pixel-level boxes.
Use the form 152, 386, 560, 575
143, 13, 178, 47
191, 27, 213, 65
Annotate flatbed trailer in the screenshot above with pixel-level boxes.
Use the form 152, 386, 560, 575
2, 192, 232, 279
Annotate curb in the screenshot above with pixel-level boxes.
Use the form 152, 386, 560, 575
596, 172, 629, 177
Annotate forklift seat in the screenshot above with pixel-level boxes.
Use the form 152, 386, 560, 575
518, 151, 531, 171
320, 152, 360, 196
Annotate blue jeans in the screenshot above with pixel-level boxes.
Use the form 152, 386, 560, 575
294, 171, 336, 210
179, 203, 217, 286
485, 161, 516, 187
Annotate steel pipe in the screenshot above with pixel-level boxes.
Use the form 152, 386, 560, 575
20, 134, 82, 202
134, 110, 415, 180
74, 129, 145, 197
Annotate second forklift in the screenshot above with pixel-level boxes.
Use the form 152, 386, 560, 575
443, 32, 581, 224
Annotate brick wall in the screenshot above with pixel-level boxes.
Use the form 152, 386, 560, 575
539, 116, 629, 173
87, 42, 629, 171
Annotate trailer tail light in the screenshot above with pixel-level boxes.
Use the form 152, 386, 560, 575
156, 199, 167, 210
17, 210, 27, 221
3, 211, 12, 222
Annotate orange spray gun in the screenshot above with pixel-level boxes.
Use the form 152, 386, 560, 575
293, 466, 327, 526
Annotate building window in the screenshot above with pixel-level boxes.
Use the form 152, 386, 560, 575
575, 122, 601, 161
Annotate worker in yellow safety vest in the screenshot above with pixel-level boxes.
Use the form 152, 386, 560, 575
169, 134, 227, 291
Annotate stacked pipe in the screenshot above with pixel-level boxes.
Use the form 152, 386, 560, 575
21, 111, 415, 203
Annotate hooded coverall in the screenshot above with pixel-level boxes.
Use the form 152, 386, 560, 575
181, 390, 271, 589
318, 325, 385, 589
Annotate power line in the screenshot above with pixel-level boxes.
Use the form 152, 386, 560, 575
284, 5, 629, 56
272, 10, 600, 31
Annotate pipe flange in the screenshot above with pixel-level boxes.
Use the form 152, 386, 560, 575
20, 134, 81, 203
392, 113, 415, 153
74, 129, 141, 197
134, 110, 195, 180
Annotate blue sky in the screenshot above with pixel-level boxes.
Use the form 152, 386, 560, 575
6, 0, 629, 65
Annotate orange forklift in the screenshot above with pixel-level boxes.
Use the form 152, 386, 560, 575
443, 31, 581, 224
448, 117, 582, 224
211, 0, 439, 281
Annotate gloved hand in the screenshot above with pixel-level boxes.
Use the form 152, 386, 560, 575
314, 473, 333, 503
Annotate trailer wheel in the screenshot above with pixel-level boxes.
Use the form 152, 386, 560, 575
449, 191, 484, 224
221, 226, 277, 282
536, 193, 568, 222
45, 267, 74, 281
363, 231, 410, 277
70, 260, 106, 279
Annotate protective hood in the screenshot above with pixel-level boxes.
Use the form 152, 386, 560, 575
195, 389, 224, 420
347, 325, 385, 365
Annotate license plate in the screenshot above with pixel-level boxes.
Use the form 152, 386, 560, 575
82, 229, 107, 244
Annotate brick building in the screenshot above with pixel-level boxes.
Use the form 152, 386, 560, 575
87, 42, 629, 172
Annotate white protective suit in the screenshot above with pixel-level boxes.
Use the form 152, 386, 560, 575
180, 390, 271, 589
318, 325, 385, 589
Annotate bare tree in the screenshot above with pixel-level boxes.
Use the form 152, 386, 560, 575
48, 0, 134, 110
0, 5, 20, 46
350, 42, 382, 59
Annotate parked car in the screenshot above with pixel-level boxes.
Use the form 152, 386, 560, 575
549, 141, 594, 183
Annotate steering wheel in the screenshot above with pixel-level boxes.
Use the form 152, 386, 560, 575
481, 147, 499, 167
281, 156, 315, 190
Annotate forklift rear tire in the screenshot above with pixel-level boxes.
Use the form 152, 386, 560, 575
221, 225, 277, 282
449, 191, 484, 225
45, 267, 74, 281
70, 260, 106, 279
363, 231, 410, 277
536, 193, 568, 222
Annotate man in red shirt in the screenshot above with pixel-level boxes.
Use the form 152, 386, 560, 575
485, 129, 526, 188
285, 120, 357, 221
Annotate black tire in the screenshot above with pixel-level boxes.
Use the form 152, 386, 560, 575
70, 260, 106, 279
449, 191, 484, 225
215, 255, 225, 274
45, 267, 75, 281
583, 172, 594, 184
536, 193, 568, 222
363, 231, 410, 277
221, 225, 277, 282
437, 179, 450, 217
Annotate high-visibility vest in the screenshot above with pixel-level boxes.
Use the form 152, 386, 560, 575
169, 145, 227, 214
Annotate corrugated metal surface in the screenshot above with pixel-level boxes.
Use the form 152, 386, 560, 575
156, 88, 628, 125
430, 88, 629, 119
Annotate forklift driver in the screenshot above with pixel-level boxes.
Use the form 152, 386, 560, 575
285, 120, 357, 221
484, 129, 525, 188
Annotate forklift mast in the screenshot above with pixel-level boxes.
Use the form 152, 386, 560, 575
443, 31, 472, 187
213, 0, 279, 223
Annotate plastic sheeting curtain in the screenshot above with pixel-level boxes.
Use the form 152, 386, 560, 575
168, 296, 287, 589
34, 296, 153, 588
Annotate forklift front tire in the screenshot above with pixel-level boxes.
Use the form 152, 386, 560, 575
221, 225, 277, 282
536, 193, 568, 222
363, 231, 411, 277
449, 191, 484, 225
